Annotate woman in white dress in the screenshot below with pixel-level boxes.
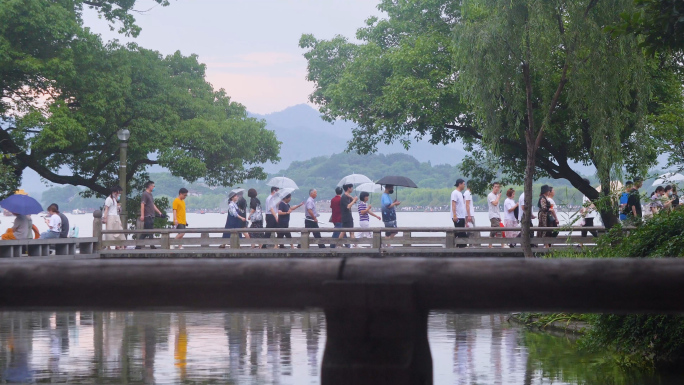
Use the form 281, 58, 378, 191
102, 185, 125, 249
503, 188, 520, 241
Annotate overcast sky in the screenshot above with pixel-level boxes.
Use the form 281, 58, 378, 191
83, 0, 383, 114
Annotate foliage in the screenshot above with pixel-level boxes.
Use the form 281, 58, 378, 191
610, 0, 684, 56
299, 0, 679, 232
0, 0, 280, 199
547, 209, 684, 367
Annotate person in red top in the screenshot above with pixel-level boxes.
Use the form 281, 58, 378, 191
329, 186, 343, 248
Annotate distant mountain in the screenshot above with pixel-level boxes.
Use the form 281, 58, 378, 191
251, 104, 468, 172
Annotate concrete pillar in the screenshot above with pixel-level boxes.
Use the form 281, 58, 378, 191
322, 282, 432, 385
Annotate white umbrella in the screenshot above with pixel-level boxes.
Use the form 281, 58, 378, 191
266, 177, 298, 190
355, 182, 383, 193
230, 188, 245, 194
272, 188, 296, 206
337, 174, 373, 187
652, 172, 684, 186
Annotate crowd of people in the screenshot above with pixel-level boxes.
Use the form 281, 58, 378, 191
12, 176, 675, 250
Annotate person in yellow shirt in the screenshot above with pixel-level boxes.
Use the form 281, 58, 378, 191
173, 188, 189, 249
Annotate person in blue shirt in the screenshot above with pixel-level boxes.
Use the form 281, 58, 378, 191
381, 184, 401, 244
619, 181, 632, 221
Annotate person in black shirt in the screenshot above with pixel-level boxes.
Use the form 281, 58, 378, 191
625, 178, 643, 222
236, 190, 251, 240
247, 188, 265, 248
337, 184, 358, 245
277, 194, 304, 249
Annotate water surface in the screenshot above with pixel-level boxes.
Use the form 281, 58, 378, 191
0, 311, 677, 384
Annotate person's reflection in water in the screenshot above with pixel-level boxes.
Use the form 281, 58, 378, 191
142, 325, 156, 384
490, 315, 503, 384
3, 320, 33, 383
174, 314, 188, 381
279, 313, 292, 376
56, 313, 70, 353
224, 313, 248, 379
454, 331, 468, 385
303, 312, 323, 377
248, 313, 265, 375
266, 314, 280, 378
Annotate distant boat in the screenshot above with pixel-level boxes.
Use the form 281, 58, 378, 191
3, 209, 12, 217
200, 210, 206, 214
72, 209, 85, 215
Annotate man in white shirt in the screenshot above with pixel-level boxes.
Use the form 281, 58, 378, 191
451, 179, 467, 248
463, 186, 475, 227
487, 182, 502, 248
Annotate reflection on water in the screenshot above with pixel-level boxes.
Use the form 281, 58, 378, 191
0, 311, 679, 384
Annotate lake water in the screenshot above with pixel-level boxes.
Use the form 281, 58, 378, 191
0, 209, 593, 238
0, 311, 674, 385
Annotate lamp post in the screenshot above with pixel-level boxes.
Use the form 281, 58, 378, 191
117, 129, 130, 226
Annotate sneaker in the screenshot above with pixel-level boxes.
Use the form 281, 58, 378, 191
134, 246, 142, 250
150, 245, 157, 249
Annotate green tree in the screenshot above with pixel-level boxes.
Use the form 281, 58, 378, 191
299, 0, 676, 257
0, 0, 281, 198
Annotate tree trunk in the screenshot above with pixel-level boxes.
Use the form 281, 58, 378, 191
522, 130, 536, 259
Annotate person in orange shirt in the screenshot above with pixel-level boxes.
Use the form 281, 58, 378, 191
172, 188, 189, 249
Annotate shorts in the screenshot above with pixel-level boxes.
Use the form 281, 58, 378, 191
489, 218, 502, 238
356, 221, 372, 238
384, 220, 398, 237
177, 224, 187, 229
341, 220, 354, 229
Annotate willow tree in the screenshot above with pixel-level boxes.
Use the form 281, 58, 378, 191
300, 0, 671, 254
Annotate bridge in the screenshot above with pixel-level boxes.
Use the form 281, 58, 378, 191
0, 211, 663, 385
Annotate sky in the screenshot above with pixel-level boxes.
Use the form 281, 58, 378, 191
83, 0, 383, 114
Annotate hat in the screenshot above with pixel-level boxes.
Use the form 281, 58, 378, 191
454, 178, 465, 187
228, 191, 237, 200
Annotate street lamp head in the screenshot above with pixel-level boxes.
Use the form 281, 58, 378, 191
117, 129, 130, 142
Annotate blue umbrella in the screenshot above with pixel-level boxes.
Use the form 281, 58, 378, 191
0, 194, 43, 215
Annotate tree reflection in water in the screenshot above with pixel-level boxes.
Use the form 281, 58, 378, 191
0, 311, 676, 384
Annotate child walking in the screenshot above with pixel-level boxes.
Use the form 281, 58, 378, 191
356, 192, 381, 242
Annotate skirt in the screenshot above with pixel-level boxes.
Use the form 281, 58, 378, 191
249, 220, 265, 238
105, 215, 125, 241
503, 219, 520, 239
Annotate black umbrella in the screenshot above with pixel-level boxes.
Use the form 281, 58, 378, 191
375, 176, 418, 201
375, 176, 418, 188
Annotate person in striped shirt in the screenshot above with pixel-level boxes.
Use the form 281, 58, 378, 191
356, 192, 381, 240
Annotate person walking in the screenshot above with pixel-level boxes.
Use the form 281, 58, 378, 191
463, 186, 475, 229
330, 187, 343, 248
537, 185, 551, 247
40, 204, 62, 239
487, 182, 503, 248
236, 189, 251, 240
220, 191, 246, 248
137, 181, 163, 249
580, 180, 598, 238
103, 185, 125, 249
547, 187, 559, 239
381, 184, 401, 247
247, 188, 265, 248
356, 192, 381, 242
172, 188, 189, 249
264, 187, 280, 245
277, 194, 303, 249
619, 181, 633, 222
304, 189, 326, 248
451, 179, 467, 248
338, 184, 358, 245
625, 177, 643, 223
503, 188, 519, 247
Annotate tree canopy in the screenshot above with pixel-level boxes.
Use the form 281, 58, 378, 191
299, 0, 680, 226
0, 0, 280, 198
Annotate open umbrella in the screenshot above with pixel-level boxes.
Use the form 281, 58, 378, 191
337, 174, 373, 187
266, 177, 298, 190
230, 188, 245, 195
355, 183, 383, 193
653, 173, 684, 186
375, 175, 418, 201
0, 194, 43, 215
375, 176, 418, 188
272, 188, 296, 206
